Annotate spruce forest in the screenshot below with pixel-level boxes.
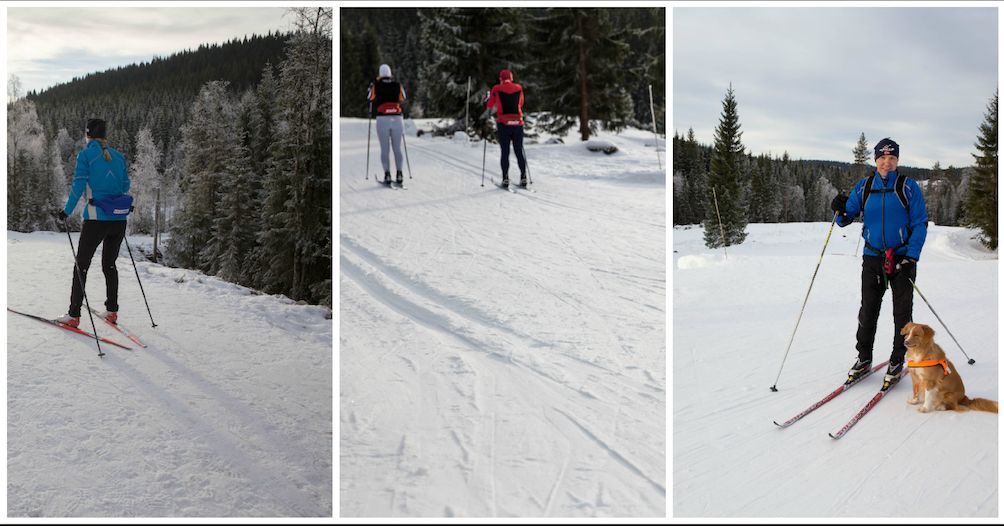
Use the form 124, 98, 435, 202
340, 7, 665, 141
673, 86, 998, 252
7, 7, 333, 307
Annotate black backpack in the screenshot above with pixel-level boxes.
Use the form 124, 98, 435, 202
861, 172, 909, 213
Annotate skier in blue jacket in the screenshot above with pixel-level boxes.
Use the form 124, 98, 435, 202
830, 138, 928, 390
56, 118, 131, 328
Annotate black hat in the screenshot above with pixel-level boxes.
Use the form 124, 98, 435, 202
874, 138, 898, 160
86, 119, 106, 139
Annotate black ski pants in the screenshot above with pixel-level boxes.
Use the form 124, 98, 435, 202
68, 220, 127, 317
855, 254, 915, 366
497, 123, 527, 177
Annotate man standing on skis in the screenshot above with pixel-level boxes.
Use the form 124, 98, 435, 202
367, 64, 407, 184
486, 69, 527, 188
830, 138, 928, 390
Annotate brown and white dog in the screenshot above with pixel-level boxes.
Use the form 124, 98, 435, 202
901, 322, 997, 414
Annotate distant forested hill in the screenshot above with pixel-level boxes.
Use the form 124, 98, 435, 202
26, 32, 290, 164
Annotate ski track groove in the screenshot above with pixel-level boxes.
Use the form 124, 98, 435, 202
553, 407, 666, 496
103, 342, 325, 516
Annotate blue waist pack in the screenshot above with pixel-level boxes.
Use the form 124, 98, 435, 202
89, 194, 134, 217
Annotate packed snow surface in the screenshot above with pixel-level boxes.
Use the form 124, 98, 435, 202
339, 118, 666, 517
674, 222, 998, 518
7, 231, 333, 517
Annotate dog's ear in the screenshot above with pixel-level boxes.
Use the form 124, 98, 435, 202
900, 323, 913, 336
923, 324, 935, 341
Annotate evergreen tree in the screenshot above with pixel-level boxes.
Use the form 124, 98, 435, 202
850, 132, 870, 192
807, 173, 838, 222
339, 17, 381, 119
208, 133, 258, 285
964, 88, 998, 250
532, 8, 634, 141
166, 81, 239, 270
748, 153, 781, 223
256, 7, 333, 306
703, 84, 748, 247
419, 8, 532, 137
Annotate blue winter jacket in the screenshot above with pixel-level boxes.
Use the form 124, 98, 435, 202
63, 140, 130, 221
836, 170, 928, 260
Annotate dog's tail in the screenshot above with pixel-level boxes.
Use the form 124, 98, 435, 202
960, 397, 999, 413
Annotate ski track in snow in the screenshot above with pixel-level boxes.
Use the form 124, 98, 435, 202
674, 223, 998, 518
7, 231, 333, 517
340, 118, 666, 517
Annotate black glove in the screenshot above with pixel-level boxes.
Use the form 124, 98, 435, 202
896, 256, 917, 280
830, 194, 848, 214
57, 210, 68, 221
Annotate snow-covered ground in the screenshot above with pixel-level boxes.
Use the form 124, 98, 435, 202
7, 231, 333, 517
674, 222, 998, 518
339, 117, 667, 517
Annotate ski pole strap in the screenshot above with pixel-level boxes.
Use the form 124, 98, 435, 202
907, 359, 951, 380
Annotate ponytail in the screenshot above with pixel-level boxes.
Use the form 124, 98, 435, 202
97, 139, 111, 161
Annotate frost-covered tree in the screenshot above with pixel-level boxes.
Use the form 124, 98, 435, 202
206, 135, 258, 284
130, 127, 162, 234
255, 7, 332, 306
166, 80, 239, 270
964, 88, 997, 250
807, 174, 838, 222
532, 8, 634, 141
703, 84, 748, 247
8, 97, 58, 232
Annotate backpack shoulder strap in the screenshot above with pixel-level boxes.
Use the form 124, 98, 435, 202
894, 173, 909, 211
861, 173, 877, 209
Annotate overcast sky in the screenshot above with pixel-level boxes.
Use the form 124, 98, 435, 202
674, 7, 998, 169
8, 6, 291, 96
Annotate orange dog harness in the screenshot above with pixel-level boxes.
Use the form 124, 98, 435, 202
908, 359, 952, 381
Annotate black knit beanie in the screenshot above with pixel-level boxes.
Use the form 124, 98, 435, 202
86, 119, 106, 139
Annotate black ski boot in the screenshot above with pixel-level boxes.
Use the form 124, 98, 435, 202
384, 171, 392, 184
882, 361, 905, 391
846, 357, 872, 384
501, 173, 509, 188
520, 173, 528, 187
396, 171, 404, 184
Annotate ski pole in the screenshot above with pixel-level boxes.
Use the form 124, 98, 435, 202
520, 140, 532, 185
62, 218, 104, 357
908, 277, 974, 364
481, 121, 488, 187
365, 100, 373, 180
401, 119, 412, 179
771, 212, 838, 391
123, 236, 158, 328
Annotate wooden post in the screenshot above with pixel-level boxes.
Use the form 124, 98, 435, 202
649, 84, 661, 170
713, 186, 728, 259
153, 187, 160, 263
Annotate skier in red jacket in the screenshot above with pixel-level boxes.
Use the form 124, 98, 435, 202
485, 69, 526, 188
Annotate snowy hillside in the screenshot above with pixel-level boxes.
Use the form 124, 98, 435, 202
7, 231, 333, 517
339, 118, 666, 517
674, 222, 998, 518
